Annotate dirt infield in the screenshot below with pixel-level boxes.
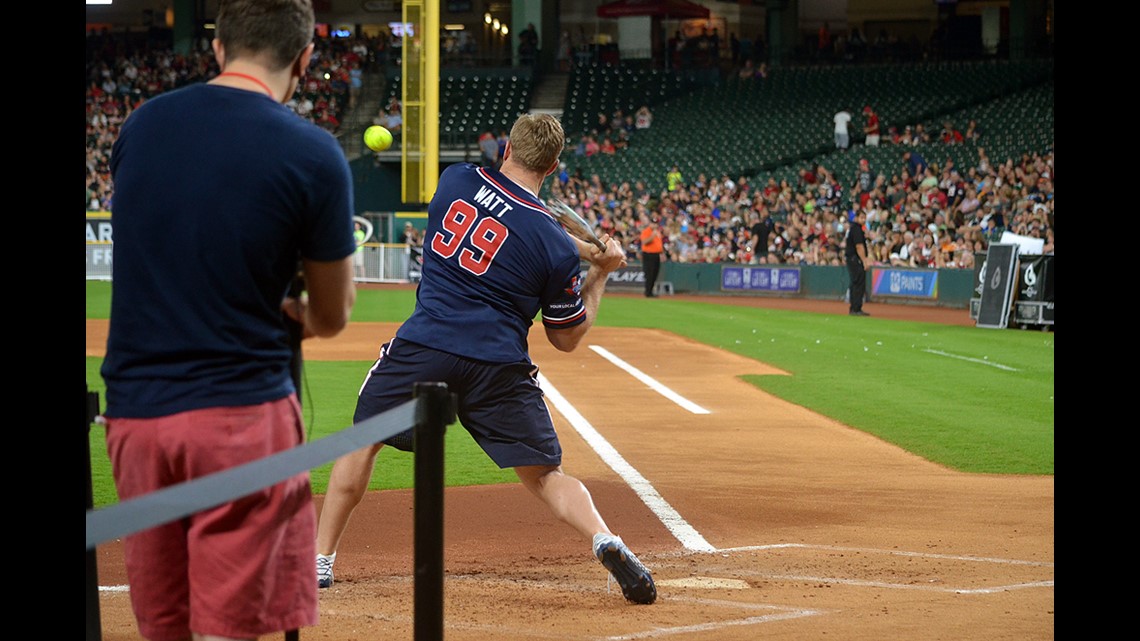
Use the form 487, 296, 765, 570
88, 294, 1053, 640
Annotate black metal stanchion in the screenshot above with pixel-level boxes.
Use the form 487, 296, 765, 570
286, 265, 305, 411
413, 382, 453, 641
86, 384, 103, 641
284, 265, 304, 641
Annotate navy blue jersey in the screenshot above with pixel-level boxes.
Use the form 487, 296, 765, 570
396, 163, 585, 363
101, 84, 355, 418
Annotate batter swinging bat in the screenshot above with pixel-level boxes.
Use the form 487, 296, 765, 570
546, 198, 607, 252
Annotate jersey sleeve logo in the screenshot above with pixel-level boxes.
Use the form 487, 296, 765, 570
564, 274, 582, 297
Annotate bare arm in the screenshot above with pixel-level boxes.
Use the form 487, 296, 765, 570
282, 256, 356, 338
545, 235, 625, 353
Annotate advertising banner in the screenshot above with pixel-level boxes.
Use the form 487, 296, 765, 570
87, 212, 114, 279
977, 244, 1019, 329
1017, 254, 1053, 302
972, 252, 987, 299
720, 266, 801, 293
590, 265, 646, 291
870, 268, 938, 299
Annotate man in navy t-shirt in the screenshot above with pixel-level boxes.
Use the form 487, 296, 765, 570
904, 149, 928, 180
99, 1, 357, 639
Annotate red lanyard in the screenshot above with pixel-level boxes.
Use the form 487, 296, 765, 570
215, 72, 275, 100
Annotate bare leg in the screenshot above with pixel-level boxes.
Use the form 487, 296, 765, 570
513, 464, 658, 604
514, 464, 611, 540
317, 442, 384, 555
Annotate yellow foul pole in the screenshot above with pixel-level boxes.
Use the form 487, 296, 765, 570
401, 0, 440, 205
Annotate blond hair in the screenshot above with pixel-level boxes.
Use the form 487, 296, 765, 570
507, 113, 565, 173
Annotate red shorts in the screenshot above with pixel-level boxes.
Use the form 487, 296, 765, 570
104, 395, 318, 641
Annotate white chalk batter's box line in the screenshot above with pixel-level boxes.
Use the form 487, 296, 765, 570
438, 574, 827, 640
651, 543, 1054, 595
322, 598, 823, 641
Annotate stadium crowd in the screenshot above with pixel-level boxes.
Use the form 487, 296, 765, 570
86, 32, 1053, 270
549, 142, 1053, 269
86, 31, 372, 212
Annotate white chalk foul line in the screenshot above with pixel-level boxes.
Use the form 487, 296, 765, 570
922, 348, 1019, 371
747, 574, 1054, 594
717, 543, 1054, 567
539, 372, 715, 553
588, 345, 711, 414
703, 543, 1054, 594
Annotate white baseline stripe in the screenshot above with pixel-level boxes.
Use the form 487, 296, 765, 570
539, 373, 715, 552
588, 346, 710, 414
922, 348, 1019, 371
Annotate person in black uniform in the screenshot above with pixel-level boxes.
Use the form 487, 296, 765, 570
845, 209, 871, 316
748, 209, 775, 264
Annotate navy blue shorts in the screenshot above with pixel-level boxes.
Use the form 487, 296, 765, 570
353, 338, 562, 468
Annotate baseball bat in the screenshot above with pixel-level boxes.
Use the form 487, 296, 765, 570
353, 215, 374, 247
546, 198, 607, 252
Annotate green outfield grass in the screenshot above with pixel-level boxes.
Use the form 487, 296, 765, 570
86, 281, 1054, 508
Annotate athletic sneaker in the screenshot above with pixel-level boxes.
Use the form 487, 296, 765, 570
593, 533, 657, 604
317, 552, 336, 589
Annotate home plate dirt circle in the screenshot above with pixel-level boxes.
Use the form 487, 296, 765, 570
659, 577, 752, 590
